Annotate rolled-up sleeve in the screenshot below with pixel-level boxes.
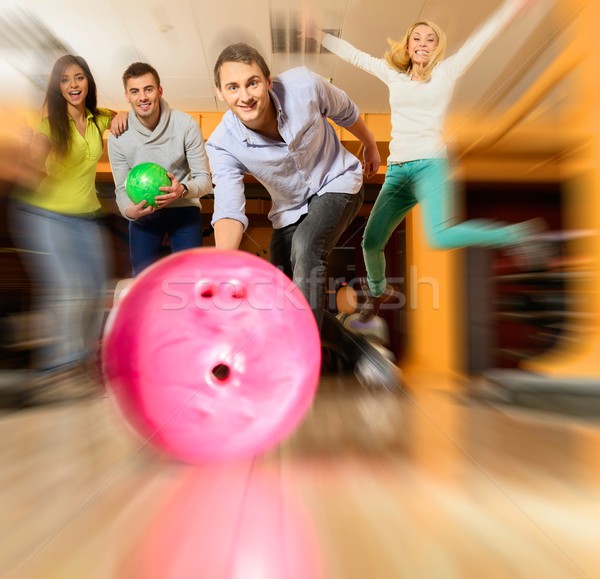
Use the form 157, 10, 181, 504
206, 142, 249, 230
312, 71, 360, 128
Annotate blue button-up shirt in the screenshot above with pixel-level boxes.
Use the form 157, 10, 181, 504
207, 66, 363, 230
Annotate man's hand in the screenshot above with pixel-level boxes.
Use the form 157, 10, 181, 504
362, 143, 381, 178
110, 112, 129, 137
344, 117, 380, 178
154, 172, 187, 209
124, 200, 155, 220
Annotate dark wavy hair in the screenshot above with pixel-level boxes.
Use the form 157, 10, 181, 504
44, 55, 99, 157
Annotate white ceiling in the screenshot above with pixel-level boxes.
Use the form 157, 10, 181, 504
0, 0, 570, 126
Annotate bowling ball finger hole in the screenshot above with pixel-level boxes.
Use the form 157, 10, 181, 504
196, 283, 246, 300
230, 286, 246, 300
211, 364, 231, 383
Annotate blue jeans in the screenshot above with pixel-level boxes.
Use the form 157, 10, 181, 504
363, 159, 529, 295
269, 189, 364, 329
10, 202, 108, 371
129, 206, 203, 276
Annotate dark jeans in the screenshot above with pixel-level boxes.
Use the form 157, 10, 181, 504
129, 206, 203, 276
269, 189, 363, 327
269, 189, 369, 366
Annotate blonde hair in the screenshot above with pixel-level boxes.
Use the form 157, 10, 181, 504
384, 20, 446, 82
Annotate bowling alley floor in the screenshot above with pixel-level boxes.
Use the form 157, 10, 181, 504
1, 370, 599, 579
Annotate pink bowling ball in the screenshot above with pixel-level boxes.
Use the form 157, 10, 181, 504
102, 248, 321, 463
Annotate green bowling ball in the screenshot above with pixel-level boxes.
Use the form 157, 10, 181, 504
125, 162, 172, 207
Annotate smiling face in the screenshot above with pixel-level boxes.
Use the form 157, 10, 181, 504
216, 60, 274, 132
407, 24, 439, 67
125, 72, 163, 128
59, 64, 88, 110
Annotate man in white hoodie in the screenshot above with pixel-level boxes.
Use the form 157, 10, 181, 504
108, 62, 213, 275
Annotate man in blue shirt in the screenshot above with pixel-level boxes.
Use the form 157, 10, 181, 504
207, 43, 401, 390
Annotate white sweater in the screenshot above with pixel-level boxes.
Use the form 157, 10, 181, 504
322, 0, 520, 163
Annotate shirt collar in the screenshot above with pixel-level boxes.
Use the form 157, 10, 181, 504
68, 109, 95, 123
232, 89, 284, 145
234, 114, 253, 143
270, 88, 284, 120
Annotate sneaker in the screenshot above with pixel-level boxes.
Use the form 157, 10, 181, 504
519, 217, 548, 239
353, 335, 403, 392
358, 279, 395, 322
505, 218, 552, 271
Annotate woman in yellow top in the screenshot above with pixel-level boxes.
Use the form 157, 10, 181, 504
12, 54, 124, 382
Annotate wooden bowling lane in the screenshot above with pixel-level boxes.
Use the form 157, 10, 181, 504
1, 374, 600, 578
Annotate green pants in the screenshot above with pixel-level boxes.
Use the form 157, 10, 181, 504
362, 159, 527, 295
